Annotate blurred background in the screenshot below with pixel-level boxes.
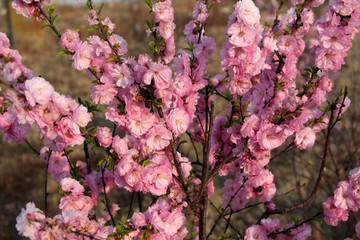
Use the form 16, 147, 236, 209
0, 0, 359, 239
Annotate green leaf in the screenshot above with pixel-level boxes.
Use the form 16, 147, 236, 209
86, 0, 92, 10
97, 3, 104, 15
62, 149, 73, 157
41, 24, 51, 29
145, 20, 152, 29
56, 49, 73, 57
106, 58, 116, 63
98, 156, 110, 166
144, 0, 152, 8
178, 140, 187, 146
88, 25, 100, 32
141, 159, 151, 167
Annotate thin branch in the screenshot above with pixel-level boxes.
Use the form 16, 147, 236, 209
84, 140, 92, 174
25, 139, 40, 155
207, 200, 243, 239
127, 191, 135, 219
137, 192, 143, 212
101, 163, 115, 226
207, 180, 246, 239
268, 211, 323, 238
257, 94, 346, 222
44, 150, 52, 216
187, 131, 200, 163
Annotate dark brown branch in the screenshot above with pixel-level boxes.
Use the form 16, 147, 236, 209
207, 200, 242, 239
127, 191, 135, 218
157, 107, 188, 193
187, 131, 200, 163
44, 150, 52, 216
257, 94, 347, 222
207, 180, 246, 239
84, 140, 92, 174
101, 163, 115, 226
137, 192, 143, 212
25, 139, 40, 156
268, 211, 323, 238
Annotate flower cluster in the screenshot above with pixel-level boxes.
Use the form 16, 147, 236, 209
2, 0, 360, 239
0, 33, 92, 151
244, 217, 312, 240
323, 167, 360, 226
313, 0, 360, 72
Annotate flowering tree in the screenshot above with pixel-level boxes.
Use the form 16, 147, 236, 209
1, 0, 360, 239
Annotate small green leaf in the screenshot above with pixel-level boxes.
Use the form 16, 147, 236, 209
144, 0, 152, 8
97, 2, 104, 15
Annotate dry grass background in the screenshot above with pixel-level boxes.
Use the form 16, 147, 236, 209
0, 0, 359, 239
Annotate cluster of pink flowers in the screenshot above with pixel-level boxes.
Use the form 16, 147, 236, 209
221, 0, 264, 96
128, 199, 187, 239
3, 0, 360, 239
0, 33, 92, 151
152, 0, 176, 63
323, 167, 360, 227
15, 201, 114, 240
244, 217, 312, 240
11, 0, 50, 21
313, 0, 360, 72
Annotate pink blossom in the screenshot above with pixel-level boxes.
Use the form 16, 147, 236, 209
260, 218, 280, 233
16, 202, 46, 239
102, 17, 116, 34
146, 124, 172, 151
227, 22, 257, 47
111, 63, 134, 88
112, 135, 128, 156
319, 27, 350, 51
145, 165, 172, 195
153, 1, 174, 23
234, 0, 261, 26
143, 62, 172, 89
277, 35, 298, 56
244, 225, 267, 240
72, 41, 93, 70
90, 82, 118, 105
127, 111, 154, 137
294, 127, 316, 149
2, 62, 22, 82
96, 126, 113, 148
132, 212, 147, 228
323, 197, 349, 226
314, 47, 346, 72
59, 29, 80, 52
24, 77, 54, 106
290, 224, 312, 240
88, 9, 99, 25
193, 1, 207, 23
334, 181, 357, 211
356, 222, 360, 238
0, 32, 10, 49
88, 35, 112, 57
256, 124, 286, 150
60, 178, 85, 194
59, 194, 94, 215
167, 108, 191, 135
108, 34, 128, 55
45, 150, 70, 182
193, 36, 216, 58
229, 77, 252, 96
71, 104, 92, 128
